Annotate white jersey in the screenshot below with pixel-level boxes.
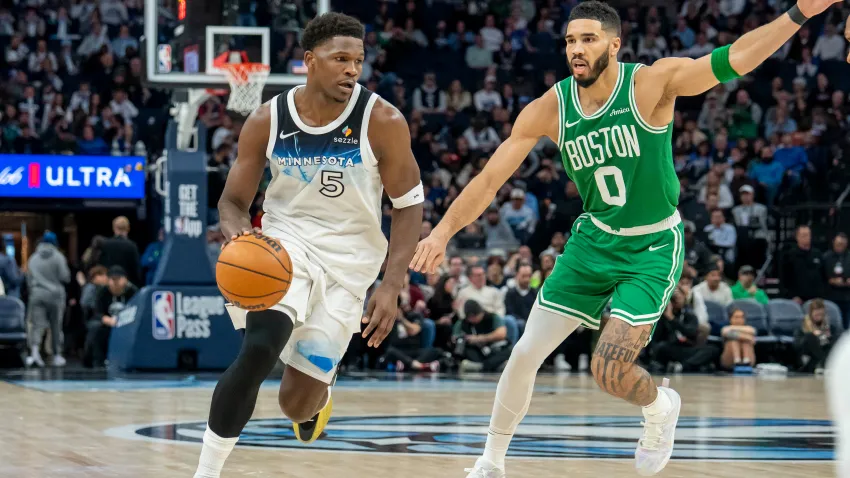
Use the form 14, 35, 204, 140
262, 83, 386, 297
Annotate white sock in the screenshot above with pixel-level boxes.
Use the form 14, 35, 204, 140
194, 426, 239, 478
481, 303, 581, 470
643, 387, 673, 417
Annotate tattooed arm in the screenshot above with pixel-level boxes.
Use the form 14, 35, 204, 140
591, 318, 658, 407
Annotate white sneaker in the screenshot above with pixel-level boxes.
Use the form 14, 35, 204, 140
25, 352, 46, 368
554, 354, 571, 372
464, 458, 505, 478
635, 378, 681, 476
52, 355, 66, 367
578, 354, 589, 372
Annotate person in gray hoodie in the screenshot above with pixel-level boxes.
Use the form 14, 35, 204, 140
25, 231, 70, 367
0, 246, 20, 298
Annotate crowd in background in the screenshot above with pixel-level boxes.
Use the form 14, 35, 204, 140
1, 0, 850, 374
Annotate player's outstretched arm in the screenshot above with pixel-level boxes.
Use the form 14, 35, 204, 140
409, 90, 557, 274
645, 0, 843, 99
218, 105, 270, 245
362, 99, 424, 347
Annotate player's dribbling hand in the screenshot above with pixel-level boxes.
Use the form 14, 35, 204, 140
409, 232, 449, 275
361, 284, 398, 347
220, 224, 262, 249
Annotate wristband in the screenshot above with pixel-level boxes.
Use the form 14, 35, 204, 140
787, 4, 808, 26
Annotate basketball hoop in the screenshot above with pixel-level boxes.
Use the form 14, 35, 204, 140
214, 52, 270, 116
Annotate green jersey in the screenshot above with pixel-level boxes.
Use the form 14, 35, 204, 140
554, 62, 679, 231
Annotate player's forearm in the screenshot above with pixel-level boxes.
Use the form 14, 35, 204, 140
433, 173, 502, 240
382, 204, 424, 290
727, 12, 799, 76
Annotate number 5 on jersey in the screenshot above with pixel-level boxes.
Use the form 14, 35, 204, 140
320, 170, 344, 198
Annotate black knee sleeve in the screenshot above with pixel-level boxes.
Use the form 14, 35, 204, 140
208, 309, 293, 437
241, 309, 294, 362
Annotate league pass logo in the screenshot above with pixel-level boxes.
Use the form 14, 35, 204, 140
127, 415, 834, 461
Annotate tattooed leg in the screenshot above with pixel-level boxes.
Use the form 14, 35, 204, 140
590, 317, 657, 407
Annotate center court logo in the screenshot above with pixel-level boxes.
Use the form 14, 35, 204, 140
122, 415, 834, 461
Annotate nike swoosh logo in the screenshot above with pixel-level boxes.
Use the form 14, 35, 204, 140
565, 119, 580, 128
280, 131, 299, 140
649, 244, 669, 252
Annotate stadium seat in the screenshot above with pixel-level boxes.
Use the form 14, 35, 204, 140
728, 299, 776, 344
704, 300, 727, 343
767, 299, 804, 344
0, 296, 27, 350
803, 299, 845, 336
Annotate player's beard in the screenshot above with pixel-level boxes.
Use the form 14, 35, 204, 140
570, 53, 610, 88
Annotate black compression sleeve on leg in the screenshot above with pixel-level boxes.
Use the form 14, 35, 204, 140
208, 309, 294, 437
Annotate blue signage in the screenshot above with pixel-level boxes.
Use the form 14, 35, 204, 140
0, 154, 146, 199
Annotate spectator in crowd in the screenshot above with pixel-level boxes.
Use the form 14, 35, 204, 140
500, 188, 536, 244
795, 299, 834, 374
0, 246, 20, 298
378, 303, 443, 372
720, 308, 756, 372
703, 208, 736, 265
652, 288, 718, 373
79, 265, 108, 327
99, 216, 141, 287
25, 231, 70, 368
823, 233, 850, 329
465, 34, 493, 70
85, 266, 137, 367
781, 225, 825, 305
732, 185, 769, 268
482, 205, 519, 250
812, 23, 845, 62
683, 221, 713, 278
473, 76, 502, 113
678, 275, 710, 343
453, 300, 510, 373
730, 265, 769, 305
463, 113, 501, 153
427, 275, 457, 350
504, 264, 536, 334
694, 266, 733, 306
456, 265, 505, 320
412, 72, 447, 115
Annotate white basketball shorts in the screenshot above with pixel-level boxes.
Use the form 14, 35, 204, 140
225, 232, 365, 384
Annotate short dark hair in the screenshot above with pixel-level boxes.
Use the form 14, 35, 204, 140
301, 12, 365, 51
568, 1, 621, 36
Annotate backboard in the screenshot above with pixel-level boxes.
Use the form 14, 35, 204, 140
143, 0, 330, 91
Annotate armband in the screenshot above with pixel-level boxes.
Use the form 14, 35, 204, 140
390, 181, 424, 209
710, 45, 741, 84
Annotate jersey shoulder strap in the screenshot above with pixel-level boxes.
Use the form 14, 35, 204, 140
554, 78, 573, 148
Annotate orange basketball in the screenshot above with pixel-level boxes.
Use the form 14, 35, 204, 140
215, 233, 293, 311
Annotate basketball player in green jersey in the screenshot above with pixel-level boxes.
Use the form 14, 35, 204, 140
411, 1, 844, 476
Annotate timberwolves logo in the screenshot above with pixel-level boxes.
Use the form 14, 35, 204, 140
114, 415, 834, 461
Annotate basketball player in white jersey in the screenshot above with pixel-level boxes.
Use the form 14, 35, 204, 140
193, 13, 423, 478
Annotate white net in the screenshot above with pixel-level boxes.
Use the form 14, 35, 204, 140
220, 63, 271, 116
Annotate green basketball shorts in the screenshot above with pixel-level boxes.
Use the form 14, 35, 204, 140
537, 212, 685, 330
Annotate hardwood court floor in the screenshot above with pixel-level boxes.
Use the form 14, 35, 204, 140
0, 372, 836, 478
